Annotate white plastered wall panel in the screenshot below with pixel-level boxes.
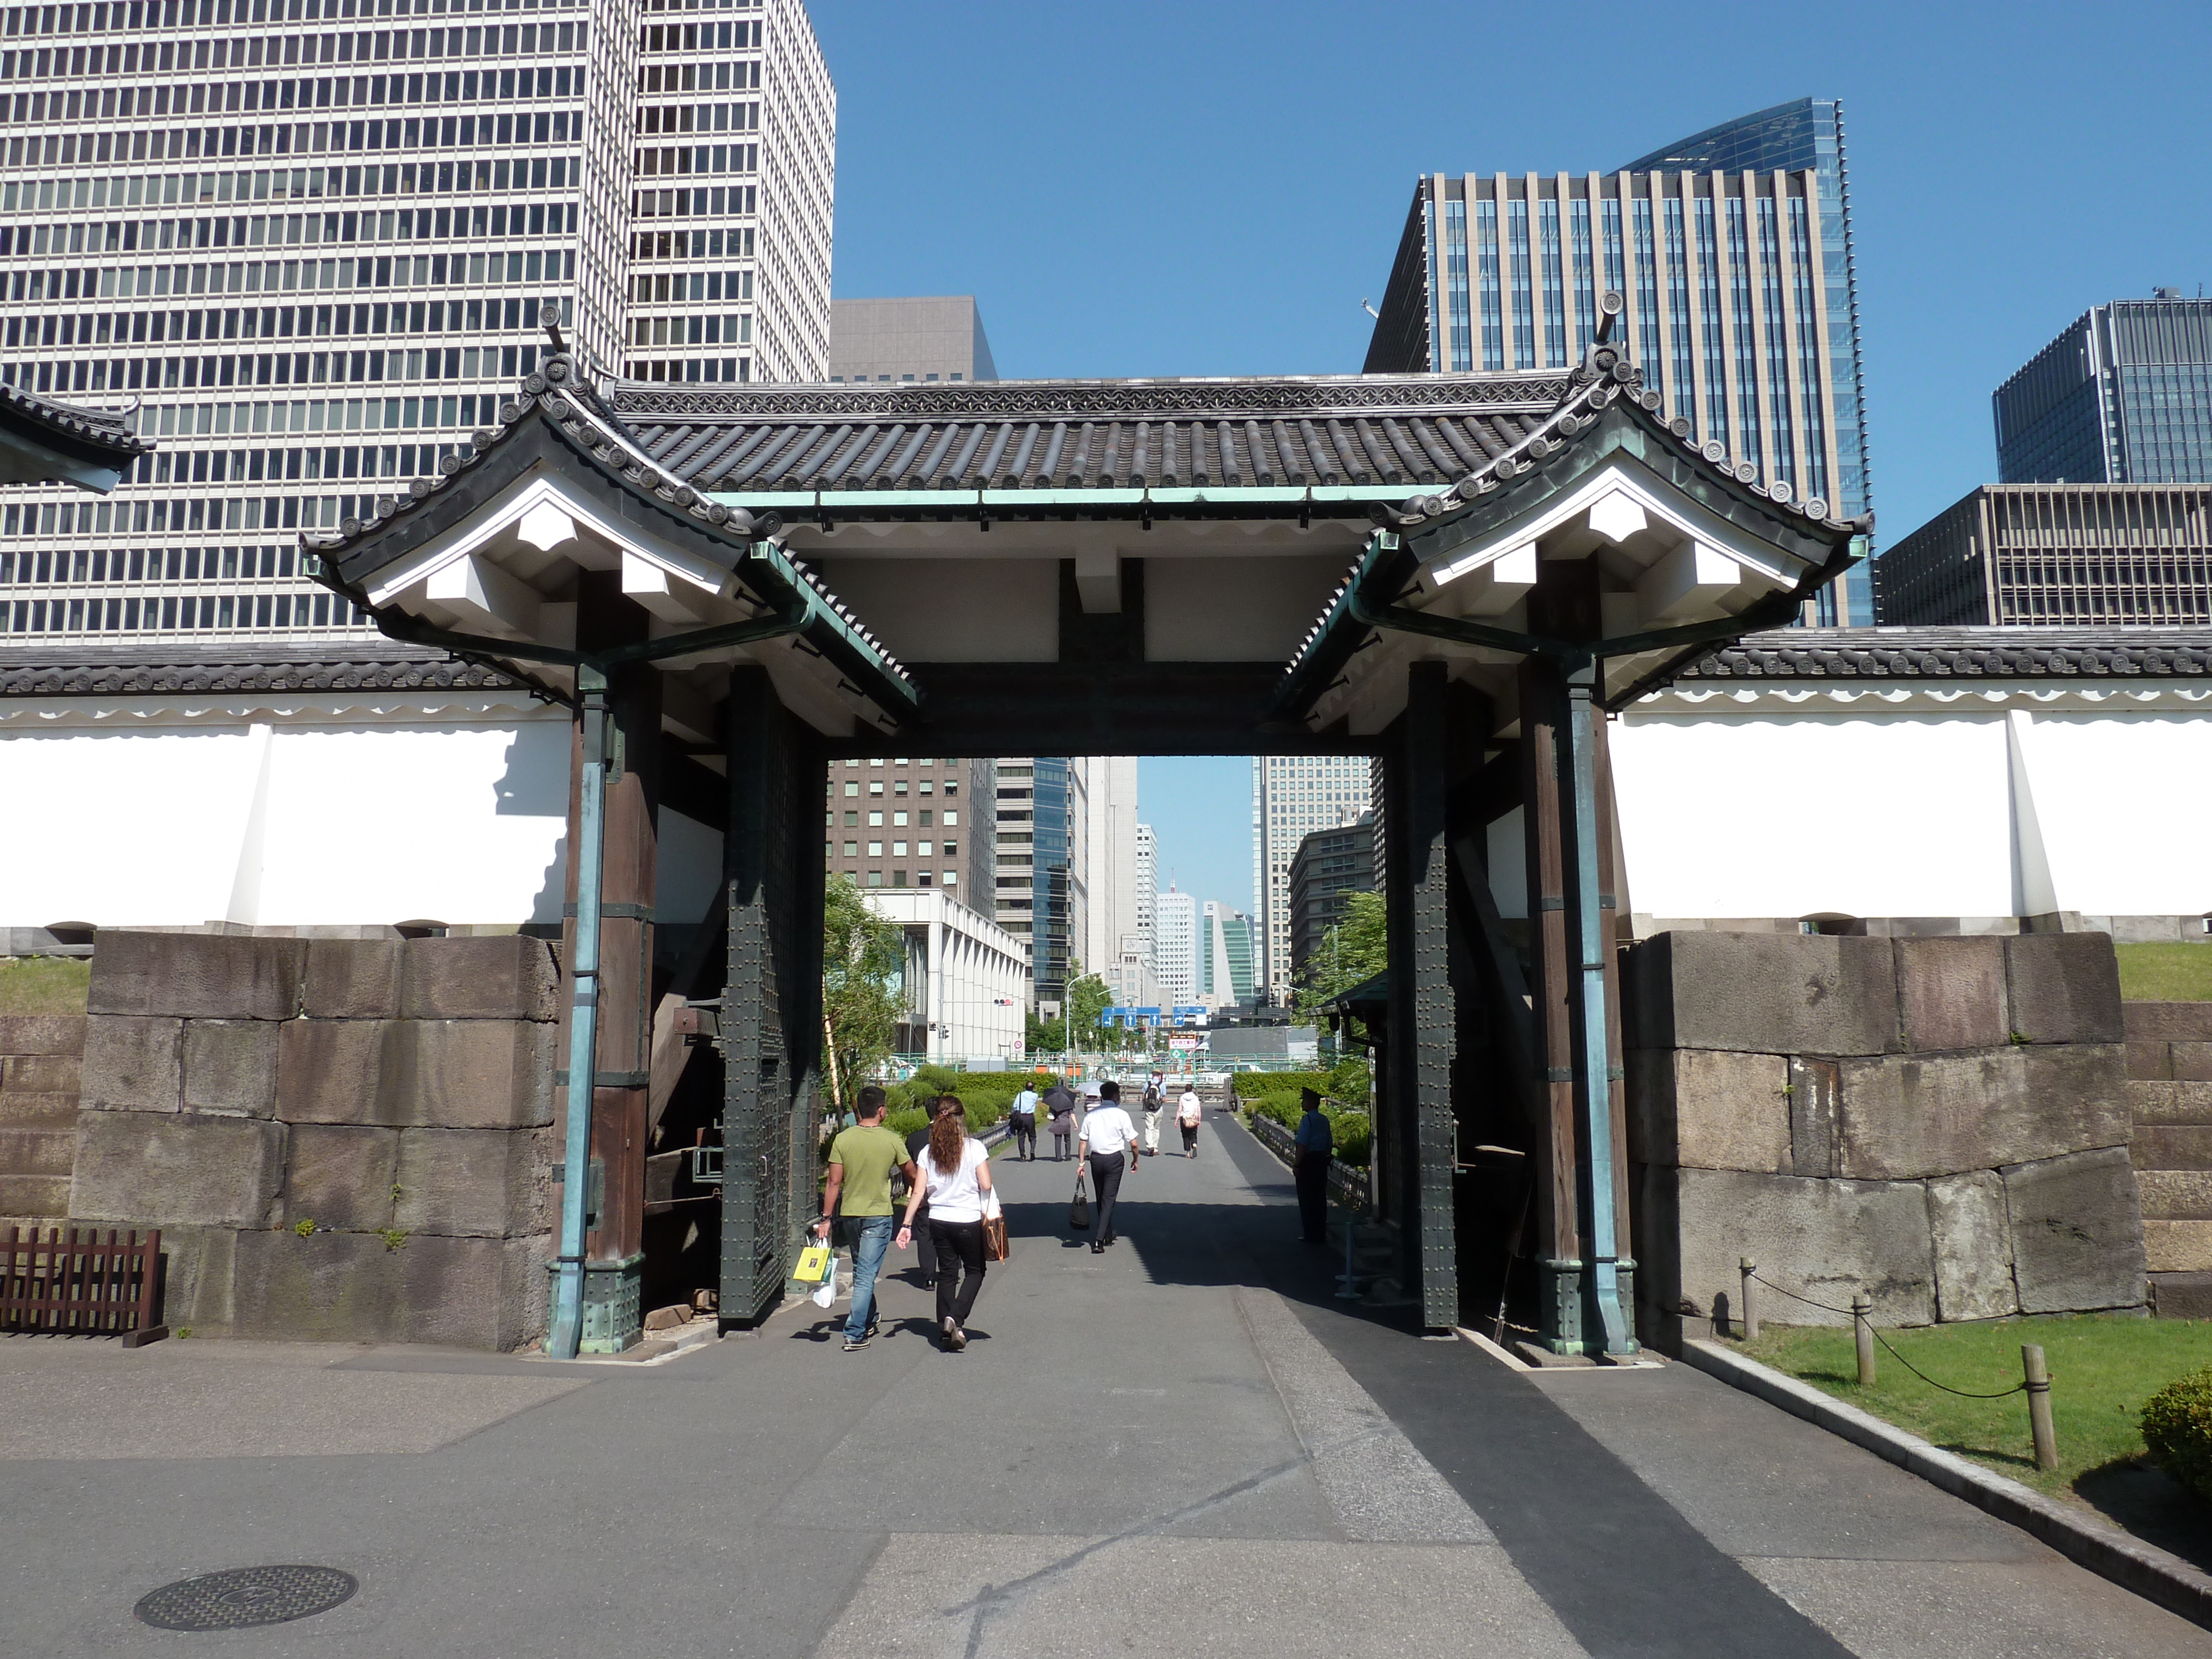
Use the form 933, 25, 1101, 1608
655, 809, 727, 934
1611, 706, 2017, 922
2015, 709, 2212, 917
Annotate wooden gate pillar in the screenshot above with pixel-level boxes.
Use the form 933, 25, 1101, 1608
719, 666, 826, 1328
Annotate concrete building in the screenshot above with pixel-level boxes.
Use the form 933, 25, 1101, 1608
1286, 813, 1375, 991
822, 755, 993, 905
1996, 293, 2212, 486
1251, 754, 1372, 1005
0, 0, 833, 649
992, 754, 1085, 1005
828, 296, 995, 384
1365, 98, 1874, 624
1877, 484, 2212, 626
1198, 899, 1255, 1011
1153, 886, 1196, 1008
1085, 755, 1148, 1005
865, 887, 1026, 1066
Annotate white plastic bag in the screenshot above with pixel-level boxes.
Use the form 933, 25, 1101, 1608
811, 1251, 841, 1310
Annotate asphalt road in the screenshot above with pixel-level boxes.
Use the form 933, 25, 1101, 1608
1, 1109, 2205, 1658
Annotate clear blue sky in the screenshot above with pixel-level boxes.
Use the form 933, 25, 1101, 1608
812, 0, 2212, 908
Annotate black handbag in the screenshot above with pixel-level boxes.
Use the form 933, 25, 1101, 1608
1068, 1174, 1091, 1232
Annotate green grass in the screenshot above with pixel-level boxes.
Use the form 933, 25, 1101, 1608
0, 957, 90, 1015
1743, 1314, 2212, 1503
2117, 943, 2212, 1002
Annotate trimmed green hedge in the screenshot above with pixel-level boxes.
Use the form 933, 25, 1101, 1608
2143, 1365, 2212, 1501
1244, 1087, 1372, 1168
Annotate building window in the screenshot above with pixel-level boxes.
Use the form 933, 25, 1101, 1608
868, 872, 883, 887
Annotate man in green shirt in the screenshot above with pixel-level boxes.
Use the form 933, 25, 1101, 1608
813, 1085, 915, 1352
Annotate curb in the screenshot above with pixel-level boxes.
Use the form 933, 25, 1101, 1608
1679, 1337, 2212, 1633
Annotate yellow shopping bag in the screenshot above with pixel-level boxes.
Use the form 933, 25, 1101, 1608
792, 1244, 832, 1285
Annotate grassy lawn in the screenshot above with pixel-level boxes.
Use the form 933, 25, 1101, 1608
1742, 1315, 2212, 1505
2117, 942, 2212, 1002
0, 957, 90, 1015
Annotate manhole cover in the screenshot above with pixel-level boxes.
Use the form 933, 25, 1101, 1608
134, 1565, 359, 1631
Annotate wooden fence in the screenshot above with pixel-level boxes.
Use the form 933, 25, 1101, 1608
0, 1227, 167, 1344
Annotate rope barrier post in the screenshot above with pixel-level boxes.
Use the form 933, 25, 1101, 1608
1739, 1256, 1758, 1342
1852, 1292, 1876, 1386
2023, 1344, 2058, 1470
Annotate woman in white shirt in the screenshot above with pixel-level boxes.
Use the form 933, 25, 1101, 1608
1177, 1087, 1203, 1157
896, 1094, 995, 1350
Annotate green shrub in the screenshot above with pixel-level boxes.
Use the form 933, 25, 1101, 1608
1232, 1071, 1332, 1102
1325, 1053, 1372, 1107
1244, 1089, 1371, 1167
884, 1107, 929, 1139
2143, 1365, 2212, 1501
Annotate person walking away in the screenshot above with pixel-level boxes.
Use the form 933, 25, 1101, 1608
905, 1095, 954, 1289
1009, 1081, 1040, 1161
1177, 1084, 1203, 1157
896, 1093, 994, 1350
1044, 1080, 1078, 1161
1076, 1081, 1139, 1254
812, 1085, 915, 1350
1293, 1089, 1333, 1243
1140, 1073, 1164, 1157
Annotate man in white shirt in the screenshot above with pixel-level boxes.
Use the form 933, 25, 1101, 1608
1074, 1080, 1139, 1254
1009, 1083, 1040, 1161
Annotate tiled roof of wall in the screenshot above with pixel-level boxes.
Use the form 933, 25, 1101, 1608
1677, 627, 2212, 680
0, 641, 523, 696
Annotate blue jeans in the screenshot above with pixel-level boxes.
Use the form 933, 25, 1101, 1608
842, 1214, 896, 1340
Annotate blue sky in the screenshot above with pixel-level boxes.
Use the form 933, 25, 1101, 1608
812, 0, 2212, 910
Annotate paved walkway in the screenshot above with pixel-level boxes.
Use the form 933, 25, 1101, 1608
3, 1112, 2208, 1657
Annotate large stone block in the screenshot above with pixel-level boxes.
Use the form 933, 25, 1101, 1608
1627, 1048, 1790, 1172
301, 938, 403, 1019
0, 1173, 70, 1216
180, 1020, 280, 1117
71, 1112, 285, 1230
400, 936, 560, 1023
284, 1124, 399, 1233
1, 1051, 81, 1095
2128, 1081, 2212, 1127
230, 1226, 545, 1349
1624, 932, 1899, 1057
78, 1016, 182, 1113
89, 931, 306, 1020
2128, 1041, 2174, 1081
2005, 1147, 2148, 1313
147, 1224, 238, 1333
1927, 1170, 2019, 1321
2137, 1170, 2212, 1222
0, 1091, 82, 1129
1839, 1044, 2130, 1180
1895, 937, 2011, 1053
393, 1126, 550, 1238
2178, 1044, 2212, 1083
2133, 1126, 2212, 1171
2153, 1272, 2212, 1320
274, 1019, 388, 1124
2146, 1220, 2212, 1274
1639, 1164, 1936, 1330
380, 1020, 556, 1129
0, 1014, 86, 1056
2004, 935, 2125, 1045
2126, 1003, 2212, 1043
0, 1126, 75, 1177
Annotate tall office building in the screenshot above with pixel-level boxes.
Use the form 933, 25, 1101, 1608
993, 754, 1086, 1006
828, 295, 995, 384
1133, 819, 1155, 955
1251, 754, 1372, 1006
1365, 97, 1873, 624
822, 755, 993, 906
1286, 814, 1375, 992
1084, 756, 1146, 1005
1995, 294, 2212, 486
1196, 899, 1254, 1011
1152, 886, 1195, 1008
0, 0, 833, 646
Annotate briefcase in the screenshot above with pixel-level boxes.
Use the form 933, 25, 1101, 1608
1068, 1175, 1091, 1232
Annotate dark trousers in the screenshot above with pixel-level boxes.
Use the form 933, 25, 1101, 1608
1011, 1116, 1036, 1158
1088, 1150, 1126, 1240
928, 1218, 987, 1326
1295, 1151, 1330, 1240
1180, 1121, 1199, 1152
1052, 1128, 1073, 1160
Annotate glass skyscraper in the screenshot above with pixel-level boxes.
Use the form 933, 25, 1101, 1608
1994, 294, 2212, 486
1365, 98, 1875, 625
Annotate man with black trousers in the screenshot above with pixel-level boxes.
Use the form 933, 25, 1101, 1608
1293, 1088, 1334, 1243
1075, 1081, 1138, 1254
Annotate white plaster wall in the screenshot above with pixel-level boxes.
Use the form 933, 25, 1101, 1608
1611, 709, 2016, 921
2020, 711, 2212, 916
655, 808, 724, 931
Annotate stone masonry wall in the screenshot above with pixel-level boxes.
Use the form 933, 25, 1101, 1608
70, 931, 559, 1349
0, 1013, 84, 1231
1626, 931, 2147, 1344
2125, 1001, 2212, 1318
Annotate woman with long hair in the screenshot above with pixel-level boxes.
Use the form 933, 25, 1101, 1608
896, 1094, 994, 1350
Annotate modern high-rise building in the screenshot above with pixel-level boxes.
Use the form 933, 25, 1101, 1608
0, 0, 833, 648
1133, 817, 1156, 961
828, 295, 995, 384
1197, 899, 1254, 1011
1152, 886, 1195, 1008
822, 755, 993, 906
993, 754, 1086, 1006
1286, 814, 1375, 992
1365, 97, 1874, 624
1085, 756, 1146, 1005
1251, 753, 1373, 1005
1995, 293, 2212, 487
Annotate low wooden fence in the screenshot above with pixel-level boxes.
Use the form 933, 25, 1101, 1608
0, 1227, 168, 1344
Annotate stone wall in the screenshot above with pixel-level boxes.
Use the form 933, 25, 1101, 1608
1626, 931, 2147, 1344
2125, 1001, 2212, 1318
70, 931, 559, 1349
0, 1013, 84, 1230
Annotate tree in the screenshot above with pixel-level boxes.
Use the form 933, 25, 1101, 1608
1026, 966, 1113, 1054
1294, 889, 1389, 1037
821, 875, 907, 1103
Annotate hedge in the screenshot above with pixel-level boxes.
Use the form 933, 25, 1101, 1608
1243, 1088, 1372, 1168
2143, 1365, 2212, 1502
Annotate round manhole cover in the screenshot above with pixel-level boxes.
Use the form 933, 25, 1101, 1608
134, 1565, 359, 1631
